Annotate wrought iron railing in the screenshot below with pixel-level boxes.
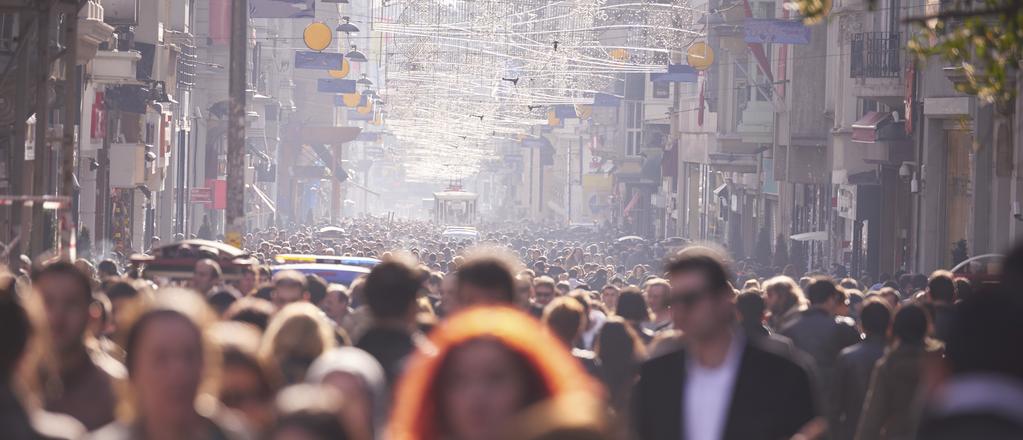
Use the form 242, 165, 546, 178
850, 32, 901, 78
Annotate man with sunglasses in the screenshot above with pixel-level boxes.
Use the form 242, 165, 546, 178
632, 247, 819, 440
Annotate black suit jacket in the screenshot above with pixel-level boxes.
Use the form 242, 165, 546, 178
632, 338, 818, 440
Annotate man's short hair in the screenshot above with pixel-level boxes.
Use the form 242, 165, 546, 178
196, 259, 223, 279
735, 291, 765, 324
642, 277, 670, 293
615, 287, 650, 322
860, 299, 892, 336
663, 247, 732, 294
364, 260, 423, 320
31, 261, 93, 301
893, 304, 928, 344
327, 284, 350, 304
533, 276, 556, 290
224, 296, 275, 331
542, 296, 585, 347
305, 274, 328, 305
805, 277, 840, 305
272, 270, 308, 289
456, 257, 516, 304
927, 270, 956, 302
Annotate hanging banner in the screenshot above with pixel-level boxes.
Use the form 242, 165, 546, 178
317, 79, 357, 93
295, 51, 343, 70
593, 93, 621, 107
744, 19, 811, 45
554, 104, 577, 119
249, 0, 315, 18
650, 64, 698, 83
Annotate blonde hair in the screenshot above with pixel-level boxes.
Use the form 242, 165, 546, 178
259, 302, 337, 384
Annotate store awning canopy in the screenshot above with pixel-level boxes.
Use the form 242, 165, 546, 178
713, 182, 730, 199
295, 125, 363, 145
790, 231, 828, 241
247, 184, 276, 214
852, 111, 909, 143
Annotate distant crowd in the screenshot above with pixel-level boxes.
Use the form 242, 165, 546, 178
2, 217, 1022, 440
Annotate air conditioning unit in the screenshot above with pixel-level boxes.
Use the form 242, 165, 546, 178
109, 142, 145, 188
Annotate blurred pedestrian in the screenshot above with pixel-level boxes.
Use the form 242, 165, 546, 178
855, 304, 939, 440
831, 299, 892, 440
780, 277, 861, 405
356, 259, 425, 386
632, 247, 818, 440
0, 272, 86, 439
388, 307, 601, 440
260, 302, 337, 385
90, 289, 249, 439
33, 262, 123, 431
307, 347, 388, 440
594, 317, 644, 412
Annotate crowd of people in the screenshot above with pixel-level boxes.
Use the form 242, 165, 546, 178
2, 217, 1023, 440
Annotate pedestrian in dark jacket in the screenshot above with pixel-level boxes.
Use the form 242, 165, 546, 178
831, 299, 892, 440
855, 304, 939, 440
780, 277, 861, 407
632, 248, 818, 440
924, 270, 957, 343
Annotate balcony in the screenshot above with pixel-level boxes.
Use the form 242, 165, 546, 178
851, 32, 901, 79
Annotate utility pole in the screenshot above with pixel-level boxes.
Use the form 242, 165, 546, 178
28, 2, 51, 258
8, 10, 33, 267
59, 0, 78, 259
225, 0, 247, 248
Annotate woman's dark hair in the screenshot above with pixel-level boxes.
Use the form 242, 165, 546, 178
0, 274, 29, 379
594, 318, 644, 406
105, 279, 140, 301
859, 300, 893, 336
892, 304, 928, 345
615, 287, 650, 323
225, 296, 275, 331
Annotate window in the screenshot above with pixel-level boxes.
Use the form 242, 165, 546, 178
625, 101, 643, 156
652, 80, 670, 99
0, 14, 16, 53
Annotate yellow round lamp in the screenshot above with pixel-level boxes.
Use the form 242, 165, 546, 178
303, 22, 333, 51
340, 93, 362, 107
328, 58, 351, 78
686, 42, 715, 71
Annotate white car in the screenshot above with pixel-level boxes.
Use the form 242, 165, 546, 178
442, 227, 479, 242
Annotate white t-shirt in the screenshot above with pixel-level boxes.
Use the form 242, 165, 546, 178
683, 334, 745, 440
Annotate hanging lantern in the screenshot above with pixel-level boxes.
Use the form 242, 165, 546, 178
303, 22, 333, 51
686, 42, 715, 71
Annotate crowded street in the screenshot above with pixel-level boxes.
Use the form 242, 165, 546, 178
2, 0, 1023, 439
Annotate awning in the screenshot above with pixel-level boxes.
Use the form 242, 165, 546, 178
713, 182, 730, 199
852, 111, 909, 143
247, 184, 276, 215
292, 125, 362, 145
344, 179, 380, 197
790, 231, 827, 241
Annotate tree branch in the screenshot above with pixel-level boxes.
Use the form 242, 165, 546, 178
902, 4, 1020, 24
